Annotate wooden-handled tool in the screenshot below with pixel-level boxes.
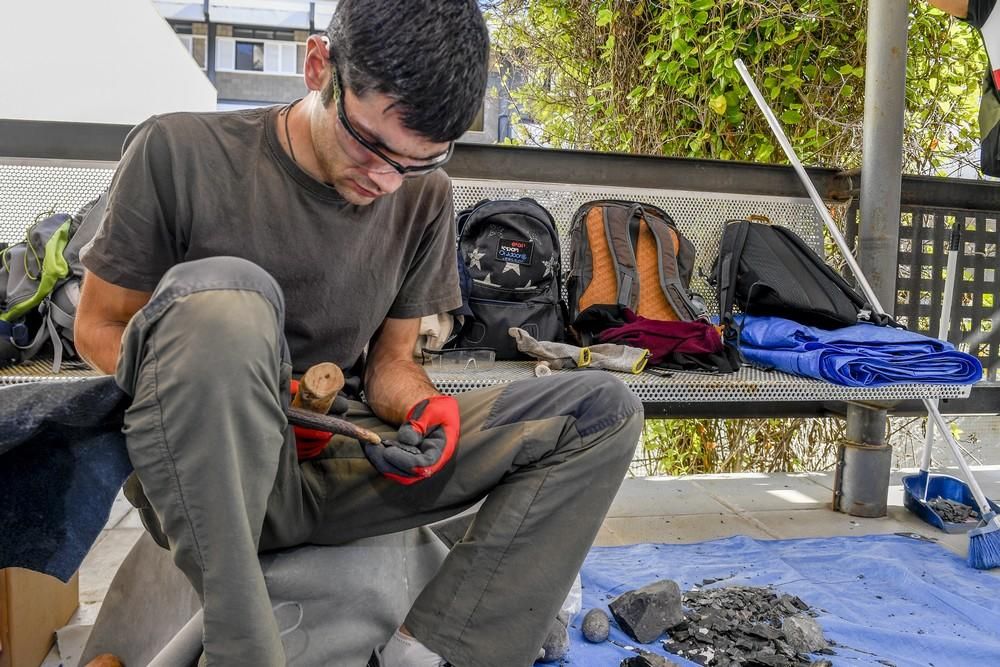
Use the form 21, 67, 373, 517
291, 362, 344, 413
286, 362, 384, 445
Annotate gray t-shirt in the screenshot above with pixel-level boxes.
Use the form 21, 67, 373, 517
83, 106, 461, 373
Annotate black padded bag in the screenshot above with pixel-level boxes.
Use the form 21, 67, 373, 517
454, 198, 565, 359
712, 219, 891, 335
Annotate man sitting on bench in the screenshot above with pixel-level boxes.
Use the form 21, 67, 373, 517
74, 1, 643, 664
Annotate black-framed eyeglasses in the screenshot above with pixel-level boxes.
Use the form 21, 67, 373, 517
332, 69, 453, 177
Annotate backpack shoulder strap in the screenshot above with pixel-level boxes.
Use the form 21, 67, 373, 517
717, 219, 752, 336
600, 203, 640, 310
643, 210, 700, 321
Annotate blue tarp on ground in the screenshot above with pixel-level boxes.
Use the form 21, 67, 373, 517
736, 316, 982, 387
567, 534, 1000, 667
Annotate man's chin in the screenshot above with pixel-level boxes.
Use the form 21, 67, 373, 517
338, 179, 379, 204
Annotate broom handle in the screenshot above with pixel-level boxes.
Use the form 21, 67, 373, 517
733, 59, 885, 315
734, 58, 994, 516
921, 225, 963, 494
928, 406, 992, 512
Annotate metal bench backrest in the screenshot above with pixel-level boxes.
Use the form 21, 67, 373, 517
2, 158, 823, 315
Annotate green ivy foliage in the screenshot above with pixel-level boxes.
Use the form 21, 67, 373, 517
489, 0, 985, 174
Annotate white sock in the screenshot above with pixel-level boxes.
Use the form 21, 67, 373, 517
380, 628, 447, 667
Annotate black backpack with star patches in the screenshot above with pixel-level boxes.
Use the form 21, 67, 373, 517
453, 198, 566, 359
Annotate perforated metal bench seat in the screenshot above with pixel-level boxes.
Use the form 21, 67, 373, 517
0, 358, 972, 419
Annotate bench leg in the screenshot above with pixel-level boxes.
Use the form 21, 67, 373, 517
833, 405, 891, 517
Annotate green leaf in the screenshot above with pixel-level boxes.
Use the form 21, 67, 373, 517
709, 94, 728, 115
596, 8, 614, 27
780, 109, 801, 124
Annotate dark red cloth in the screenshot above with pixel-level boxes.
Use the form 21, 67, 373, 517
597, 310, 723, 365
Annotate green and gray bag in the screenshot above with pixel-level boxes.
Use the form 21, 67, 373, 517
0, 193, 106, 370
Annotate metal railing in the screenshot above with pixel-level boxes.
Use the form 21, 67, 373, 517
845, 173, 1000, 385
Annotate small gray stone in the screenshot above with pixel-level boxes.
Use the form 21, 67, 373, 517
538, 616, 570, 663
582, 607, 611, 643
609, 579, 685, 643
782, 614, 828, 653
809, 660, 834, 667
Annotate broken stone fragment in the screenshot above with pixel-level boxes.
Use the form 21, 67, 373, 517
809, 660, 834, 667
537, 616, 569, 663
782, 614, 828, 653
582, 607, 611, 643
928, 496, 979, 523
609, 579, 685, 643
620, 651, 682, 667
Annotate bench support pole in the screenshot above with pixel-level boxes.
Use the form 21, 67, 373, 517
834, 405, 891, 517
859, 0, 907, 310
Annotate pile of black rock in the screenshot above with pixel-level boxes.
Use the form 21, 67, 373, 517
603, 579, 835, 667
665, 583, 833, 666
928, 496, 979, 523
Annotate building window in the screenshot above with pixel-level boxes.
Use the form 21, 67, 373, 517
233, 26, 295, 41
217, 37, 305, 75
177, 33, 208, 70
236, 41, 264, 72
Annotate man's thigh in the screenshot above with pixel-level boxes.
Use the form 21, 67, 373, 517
298, 371, 637, 547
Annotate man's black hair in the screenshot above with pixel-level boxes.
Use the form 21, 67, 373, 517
325, 0, 490, 144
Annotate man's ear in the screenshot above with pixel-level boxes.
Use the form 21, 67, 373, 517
303, 34, 331, 93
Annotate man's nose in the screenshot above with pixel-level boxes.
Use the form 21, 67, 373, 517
366, 167, 404, 195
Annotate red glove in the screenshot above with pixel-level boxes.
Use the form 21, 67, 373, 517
362, 395, 460, 485
290, 379, 333, 460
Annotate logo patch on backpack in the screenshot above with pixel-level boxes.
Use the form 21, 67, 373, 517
496, 237, 533, 265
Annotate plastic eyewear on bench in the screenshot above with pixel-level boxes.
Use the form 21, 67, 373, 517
421, 347, 496, 372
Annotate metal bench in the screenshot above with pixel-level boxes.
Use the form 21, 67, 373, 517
0, 148, 975, 413
2, 122, 996, 514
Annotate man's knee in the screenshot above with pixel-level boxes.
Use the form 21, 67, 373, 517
117, 258, 289, 392
144, 256, 285, 326
485, 371, 642, 437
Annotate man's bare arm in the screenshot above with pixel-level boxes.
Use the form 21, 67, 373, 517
928, 0, 969, 18
364, 317, 439, 424
75, 271, 152, 375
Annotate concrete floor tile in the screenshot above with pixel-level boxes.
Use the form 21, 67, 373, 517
103, 488, 131, 530
609, 476, 729, 517
691, 472, 834, 512
600, 513, 773, 545
593, 522, 624, 547
115, 507, 142, 530
78, 528, 143, 608
748, 506, 929, 541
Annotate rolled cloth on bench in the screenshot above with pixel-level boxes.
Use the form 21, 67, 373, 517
737, 315, 983, 387
0, 376, 131, 581
508, 327, 650, 373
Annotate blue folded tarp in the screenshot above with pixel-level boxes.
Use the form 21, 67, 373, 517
568, 534, 1000, 666
737, 315, 982, 387
0, 377, 131, 581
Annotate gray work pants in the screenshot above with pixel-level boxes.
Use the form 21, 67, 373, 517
116, 257, 643, 667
